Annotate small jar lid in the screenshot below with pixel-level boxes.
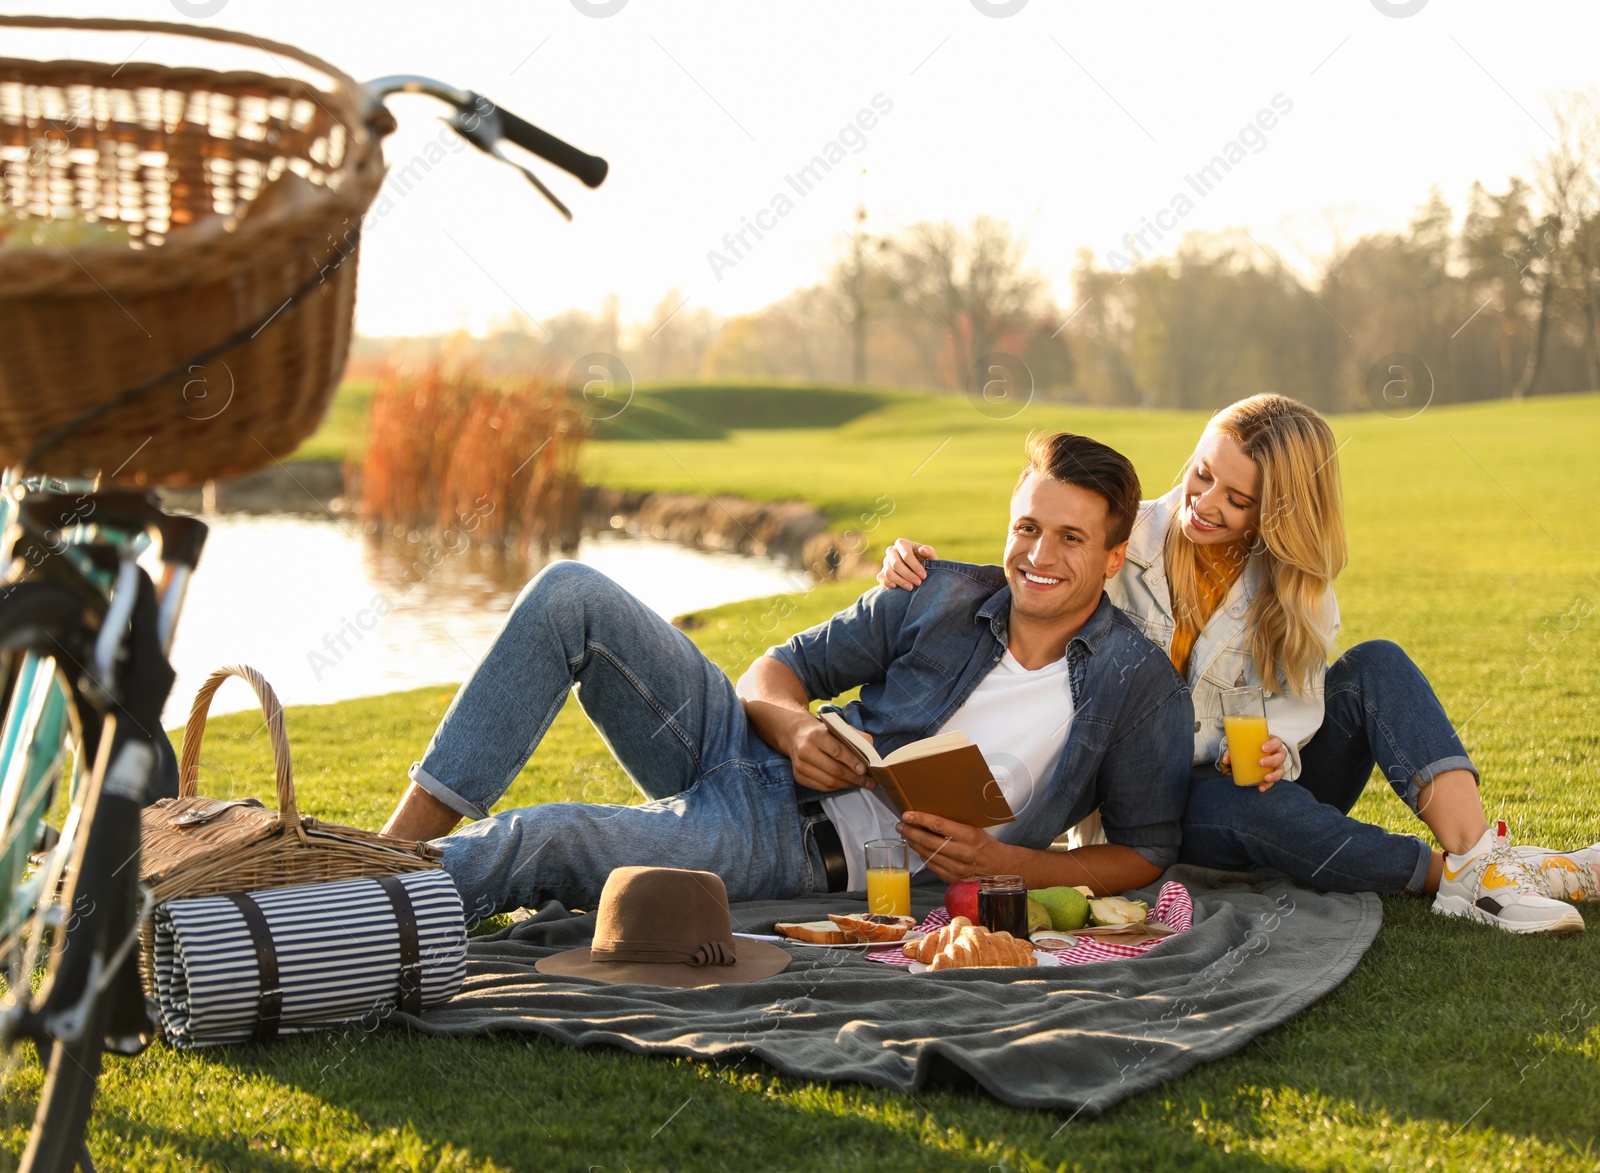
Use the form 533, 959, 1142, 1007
977, 874, 1025, 891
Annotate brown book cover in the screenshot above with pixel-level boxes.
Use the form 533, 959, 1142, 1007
819, 712, 1016, 828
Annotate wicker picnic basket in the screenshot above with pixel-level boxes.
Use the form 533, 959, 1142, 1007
0, 14, 394, 486
137, 664, 443, 995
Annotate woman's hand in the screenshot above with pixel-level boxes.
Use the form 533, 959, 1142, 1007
1221, 736, 1289, 792
877, 538, 937, 590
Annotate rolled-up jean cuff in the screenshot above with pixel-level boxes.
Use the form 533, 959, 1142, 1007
408, 761, 490, 821
1405, 837, 1433, 893
1408, 755, 1479, 808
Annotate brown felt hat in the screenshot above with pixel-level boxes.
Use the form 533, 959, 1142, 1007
535, 866, 792, 988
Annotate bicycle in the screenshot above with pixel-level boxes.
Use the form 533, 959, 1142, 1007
0, 16, 605, 1172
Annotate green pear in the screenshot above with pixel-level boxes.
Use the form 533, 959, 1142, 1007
1029, 885, 1090, 931
1026, 897, 1052, 933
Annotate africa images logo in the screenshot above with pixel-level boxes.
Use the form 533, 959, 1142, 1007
1105, 94, 1294, 275
706, 94, 894, 281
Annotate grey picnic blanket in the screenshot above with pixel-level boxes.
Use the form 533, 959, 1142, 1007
392, 866, 1380, 1115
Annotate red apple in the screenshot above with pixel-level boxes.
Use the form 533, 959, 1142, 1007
944, 880, 980, 923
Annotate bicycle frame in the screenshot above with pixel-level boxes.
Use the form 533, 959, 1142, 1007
0, 470, 195, 985
0, 475, 86, 956
0, 646, 74, 948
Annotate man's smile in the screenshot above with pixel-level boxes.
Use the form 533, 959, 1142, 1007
1016, 567, 1064, 589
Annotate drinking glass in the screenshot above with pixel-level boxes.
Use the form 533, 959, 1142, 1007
1221, 685, 1271, 786
864, 838, 912, 917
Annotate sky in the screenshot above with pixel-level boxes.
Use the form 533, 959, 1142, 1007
11, 1, 1600, 338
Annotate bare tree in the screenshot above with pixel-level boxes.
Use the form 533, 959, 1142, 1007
1461, 178, 1535, 396
824, 205, 880, 386
1516, 90, 1600, 398
1572, 210, 1600, 390
883, 216, 1044, 391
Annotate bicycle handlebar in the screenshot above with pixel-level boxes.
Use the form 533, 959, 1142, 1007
16, 491, 208, 570
480, 96, 608, 189
364, 75, 607, 208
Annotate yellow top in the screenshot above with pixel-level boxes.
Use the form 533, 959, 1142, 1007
1168, 540, 1250, 677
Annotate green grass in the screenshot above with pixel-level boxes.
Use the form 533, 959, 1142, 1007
290, 378, 896, 453
10, 391, 1600, 1170
291, 377, 377, 464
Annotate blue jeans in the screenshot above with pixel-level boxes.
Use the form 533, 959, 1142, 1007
1179, 640, 1477, 895
413, 561, 831, 919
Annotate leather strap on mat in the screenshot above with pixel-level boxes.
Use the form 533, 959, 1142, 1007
225, 892, 281, 1044
376, 876, 423, 1015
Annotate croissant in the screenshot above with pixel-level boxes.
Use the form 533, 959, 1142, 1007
901, 917, 1036, 969
928, 928, 1034, 970
901, 916, 972, 963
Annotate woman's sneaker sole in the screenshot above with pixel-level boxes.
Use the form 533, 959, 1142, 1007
1432, 820, 1588, 935
1433, 892, 1587, 935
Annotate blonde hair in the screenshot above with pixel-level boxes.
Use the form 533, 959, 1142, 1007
1164, 394, 1347, 697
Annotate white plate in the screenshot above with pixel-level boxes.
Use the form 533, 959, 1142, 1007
908, 949, 1062, 974
742, 928, 934, 947
784, 928, 934, 947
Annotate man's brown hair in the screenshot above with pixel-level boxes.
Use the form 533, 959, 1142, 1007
1013, 431, 1142, 548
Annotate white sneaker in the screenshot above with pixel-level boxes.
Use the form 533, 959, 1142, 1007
1515, 842, 1600, 903
1433, 821, 1586, 935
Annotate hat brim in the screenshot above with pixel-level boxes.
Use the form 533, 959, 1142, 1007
535, 938, 793, 988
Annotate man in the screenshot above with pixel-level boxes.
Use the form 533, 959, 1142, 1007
382, 432, 1194, 919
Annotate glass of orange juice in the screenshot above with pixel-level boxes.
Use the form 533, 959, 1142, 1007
1221, 686, 1272, 786
865, 838, 912, 917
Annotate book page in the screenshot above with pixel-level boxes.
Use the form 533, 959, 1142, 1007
818, 711, 883, 766
881, 729, 974, 766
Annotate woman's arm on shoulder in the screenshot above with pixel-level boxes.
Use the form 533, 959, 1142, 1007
877, 537, 938, 590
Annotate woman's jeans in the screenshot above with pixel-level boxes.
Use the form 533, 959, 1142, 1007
1179, 640, 1478, 894
410, 561, 832, 919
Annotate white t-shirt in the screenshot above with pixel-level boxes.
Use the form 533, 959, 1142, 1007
820, 649, 1077, 890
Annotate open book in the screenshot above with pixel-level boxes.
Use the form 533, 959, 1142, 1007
819, 711, 1016, 828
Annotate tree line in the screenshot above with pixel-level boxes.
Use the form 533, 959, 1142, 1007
350, 90, 1600, 414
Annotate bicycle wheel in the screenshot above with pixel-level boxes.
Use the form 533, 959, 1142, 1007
0, 583, 115, 1173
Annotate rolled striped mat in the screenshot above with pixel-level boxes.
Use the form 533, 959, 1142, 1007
154, 869, 467, 1049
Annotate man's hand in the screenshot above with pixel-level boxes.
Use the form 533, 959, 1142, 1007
1220, 735, 1289, 792
897, 811, 1014, 882
790, 719, 876, 793
737, 656, 875, 793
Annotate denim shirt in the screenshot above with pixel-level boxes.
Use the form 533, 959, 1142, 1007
767, 560, 1195, 868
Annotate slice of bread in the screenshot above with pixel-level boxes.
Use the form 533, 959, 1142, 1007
827, 913, 916, 942
773, 920, 850, 945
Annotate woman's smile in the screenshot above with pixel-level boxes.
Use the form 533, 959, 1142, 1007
1185, 502, 1225, 533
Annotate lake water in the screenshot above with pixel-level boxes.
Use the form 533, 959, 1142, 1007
158, 514, 812, 726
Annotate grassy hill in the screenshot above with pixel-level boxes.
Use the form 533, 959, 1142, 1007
44, 389, 1596, 1171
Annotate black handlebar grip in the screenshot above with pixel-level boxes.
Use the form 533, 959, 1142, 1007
479, 95, 608, 189
156, 514, 209, 570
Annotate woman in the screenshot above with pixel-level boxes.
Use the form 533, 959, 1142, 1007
879, 394, 1597, 935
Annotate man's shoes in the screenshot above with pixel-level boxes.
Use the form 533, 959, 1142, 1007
1515, 842, 1600, 903
1433, 821, 1586, 935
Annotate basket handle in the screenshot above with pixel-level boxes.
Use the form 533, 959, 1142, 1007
178, 664, 301, 831
0, 14, 380, 126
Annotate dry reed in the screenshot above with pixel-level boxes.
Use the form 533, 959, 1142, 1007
358, 361, 587, 556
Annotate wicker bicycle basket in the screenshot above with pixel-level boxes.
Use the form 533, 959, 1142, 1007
0, 15, 393, 486
137, 663, 442, 995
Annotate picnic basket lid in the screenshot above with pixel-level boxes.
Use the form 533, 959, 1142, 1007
139, 664, 441, 908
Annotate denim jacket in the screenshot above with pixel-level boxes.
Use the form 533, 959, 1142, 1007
1113, 486, 1340, 782
767, 560, 1195, 868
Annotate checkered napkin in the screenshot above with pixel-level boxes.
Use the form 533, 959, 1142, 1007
865, 881, 1193, 968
